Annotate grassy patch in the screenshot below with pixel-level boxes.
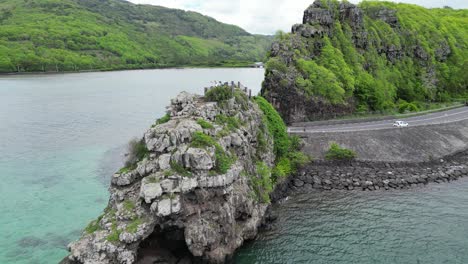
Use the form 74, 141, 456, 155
248, 162, 273, 203
216, 126, 231, 138
325, 143, 356, 160
190, 131, 233, 174
170, 160, 192, 177
84, 214, 104, 234
126, 218, 143, 233
163, 170, 174, 177
106, 220, 121, 243
190, 131, 216, 148
152, 114, 170, 127
197, 118, 214, 129
147, 176, 160, 183
123, 200, 135, 212
215, 114, 242, 131
214, 146, 232, 174
118, 164, 136, 174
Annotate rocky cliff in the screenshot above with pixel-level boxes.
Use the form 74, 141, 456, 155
262, 0, 467, 124
62, 88, 277, 263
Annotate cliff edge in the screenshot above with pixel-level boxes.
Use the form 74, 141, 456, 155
62, 87, 278, 263
262, 0, 467, 124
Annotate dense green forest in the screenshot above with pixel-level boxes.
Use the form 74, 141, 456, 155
262, 0, 467, 122
0, 0, 272, 73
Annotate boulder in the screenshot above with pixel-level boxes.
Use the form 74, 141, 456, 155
140, 178, 163, 203
158, 154, 172, 171
185, 148, 213, 170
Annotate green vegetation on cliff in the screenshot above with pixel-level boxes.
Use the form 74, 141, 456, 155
263, 0, 467, 122
0, 0, 272, 73
254, 96, 310, 180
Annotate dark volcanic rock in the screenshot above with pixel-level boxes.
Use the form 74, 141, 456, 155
286, 150, 468, 193
368, 7, 399, 27
261, 0, 449, 123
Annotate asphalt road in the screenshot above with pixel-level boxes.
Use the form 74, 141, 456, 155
289, 106, 468, 133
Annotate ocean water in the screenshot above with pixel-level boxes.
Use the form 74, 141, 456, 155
3, 68, 468, 264
0, 68, 265, 264
234, 179, 468, 264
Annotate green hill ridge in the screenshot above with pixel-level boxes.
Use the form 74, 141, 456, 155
0, 0, 273, 73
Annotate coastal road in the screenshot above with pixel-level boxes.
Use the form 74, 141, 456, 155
289, 106, 468, 133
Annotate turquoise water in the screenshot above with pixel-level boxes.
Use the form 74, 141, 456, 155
0, 68, 265, 264
234, 179, 468, 264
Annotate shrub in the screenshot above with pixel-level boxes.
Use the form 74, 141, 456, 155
123, 138, 149, 169
398, 100, 419, 113
272, 152, 310, 180
234, 90, 249, 110
170, 160, 192, 177
85, 214, 103, 234
254, 96, 311, 181
214, 146, 232, 174
190, 131, 216, 148
250, 162, 273, 203
266, 57, 288, 74
205, 85, 233, 102
152, 113, 170, 127
325, 143, 356, 160
190, 131, 233, 174
254, 96, 290, 158
288, 151, 310, 169
256, 132, 267, 156
197, 118, 214, 129
272, 157, 292, 179
215, 114, 242, 131
289, 135, 301, 151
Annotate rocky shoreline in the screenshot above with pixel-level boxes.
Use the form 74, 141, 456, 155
62, 89, 276, 264
284, 150, 468, 194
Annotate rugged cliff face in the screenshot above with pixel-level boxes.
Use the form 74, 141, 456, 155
62, 88, 276, 263
262, 0, 467, 124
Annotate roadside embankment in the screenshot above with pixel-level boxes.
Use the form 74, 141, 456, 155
298, 119, 468, 162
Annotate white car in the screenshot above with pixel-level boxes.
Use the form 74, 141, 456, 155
393, 121, 409, 127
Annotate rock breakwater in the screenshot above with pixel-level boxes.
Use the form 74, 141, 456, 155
288, 151, 468, 193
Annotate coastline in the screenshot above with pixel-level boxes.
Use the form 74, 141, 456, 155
0, 63, 262, 76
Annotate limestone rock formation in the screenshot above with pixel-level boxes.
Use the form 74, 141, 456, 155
62, 89, 275, 263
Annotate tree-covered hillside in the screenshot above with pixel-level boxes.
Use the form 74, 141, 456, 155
262, 0, 467, 123
0, 0, 273, 73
